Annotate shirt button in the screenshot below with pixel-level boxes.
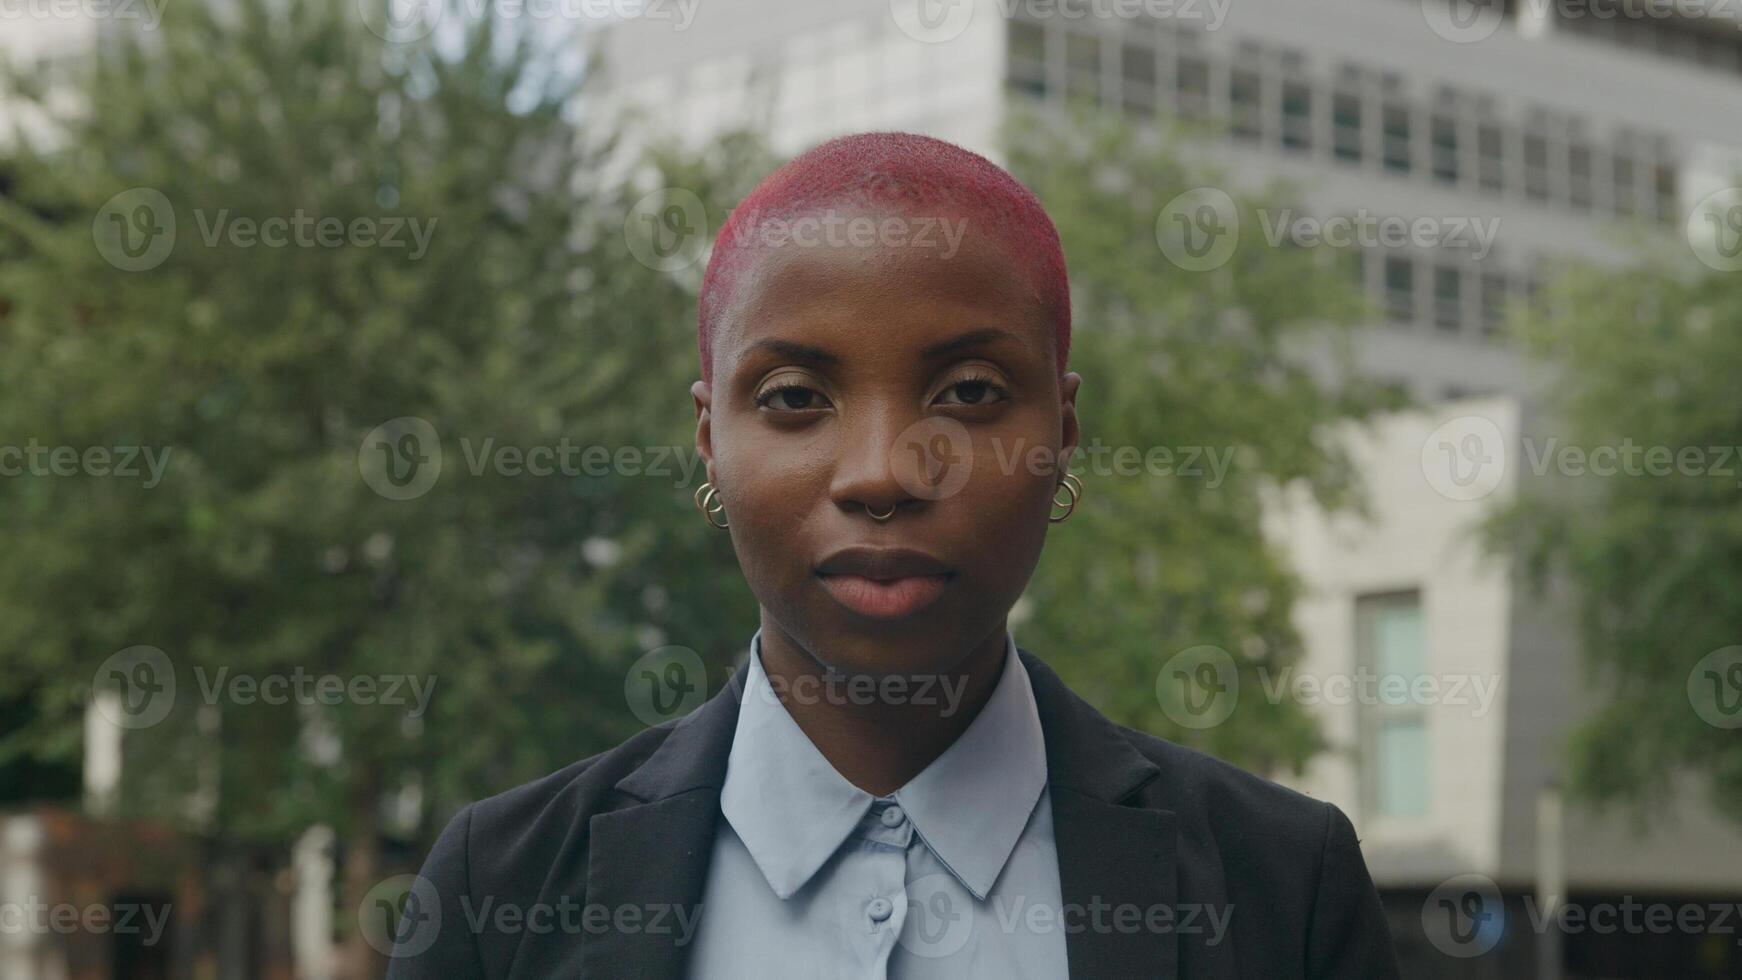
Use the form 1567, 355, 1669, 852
880, 805, 906, 828
867, 897, 893, 923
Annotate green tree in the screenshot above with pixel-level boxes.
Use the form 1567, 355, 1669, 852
1006, 104, 1404, 775
0, 2, 761, 975
1486, 246, 1742, 820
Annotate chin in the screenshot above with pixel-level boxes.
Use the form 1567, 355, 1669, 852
797, 612, 989, 680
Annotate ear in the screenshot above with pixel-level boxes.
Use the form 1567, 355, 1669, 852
1057, 370, 1082, 477
691, 379, 716, 486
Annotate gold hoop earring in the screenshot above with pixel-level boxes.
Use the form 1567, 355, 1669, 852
694, 482, 729, 529
1049, 473, 1082, 523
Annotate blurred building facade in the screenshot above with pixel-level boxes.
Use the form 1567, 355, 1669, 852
593, 0, 1742, 976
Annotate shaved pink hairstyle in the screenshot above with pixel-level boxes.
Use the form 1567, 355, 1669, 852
695, 131, 1071, 384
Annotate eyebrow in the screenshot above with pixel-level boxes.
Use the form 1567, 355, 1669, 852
741, 326, 1028, 369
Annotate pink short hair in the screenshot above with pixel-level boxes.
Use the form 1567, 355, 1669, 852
696, 131, 1071, 383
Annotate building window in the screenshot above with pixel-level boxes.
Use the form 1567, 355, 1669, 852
1564, 142, 1592, 211
1653, 162, 1678, 225
1281, 79, 1312, 152
1066, 30, 1102, 103
1382, 101, 1411, 174
1230, 64, 1263, 142
1430, 112, 1458, 184
1007, 20, 1047, 100
1333, 90, 1362, 163
1480, 270, 1509, 337
1120, 41, 1156, 117
1477, 121, 1504, 192
1384, 254, 1415, 323
1357, 592, 1430, 820
1433, 264, 1462, 332
1611, 152, 1636, 216
1176, 54, 1210, 120
1524, 133, 1550, 201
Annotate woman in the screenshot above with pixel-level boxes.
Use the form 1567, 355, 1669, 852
387, 132, 1401, 979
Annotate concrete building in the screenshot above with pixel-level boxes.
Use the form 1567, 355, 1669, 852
592, 1, 1742, 975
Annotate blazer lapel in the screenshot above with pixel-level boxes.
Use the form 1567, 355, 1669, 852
565, 664, 750, 980
1021, 649, 1181, 980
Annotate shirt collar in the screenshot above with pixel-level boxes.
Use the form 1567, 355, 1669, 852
719, 630, 1048, 901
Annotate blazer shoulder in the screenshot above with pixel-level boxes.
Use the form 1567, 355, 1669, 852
465, 722, 678, 841
1111, 721, 1343, 846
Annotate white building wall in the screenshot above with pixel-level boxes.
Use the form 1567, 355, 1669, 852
1265, 396, 1521, 886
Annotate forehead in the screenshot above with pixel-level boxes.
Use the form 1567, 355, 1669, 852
713, 206, 1053, 372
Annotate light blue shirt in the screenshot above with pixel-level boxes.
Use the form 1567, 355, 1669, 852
683, 631, 1069, 979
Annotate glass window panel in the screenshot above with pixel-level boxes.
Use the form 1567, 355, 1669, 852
1524, 134, 1549, 201
1066, 31, 1101, 102
1009, 20, 1045, 69
1333, 91, 1362, 163
1377, 718, 1430, 817
1612, 153, 1636, 215
1477, 122, 1504, 192
1434, 265, 1462, 332
1481, 271, 1508, 336
1567, 143, 1593, 210
1177, 55, 1209, 120
1382, 102, 1411, 174
1282, 80, 1312, 152
1431, 113, 1458, 184
1384, 255, 1415, 322
1120, 42, 1155, 117
1230, 66, 1262, 141
1653, 163, 1678, 224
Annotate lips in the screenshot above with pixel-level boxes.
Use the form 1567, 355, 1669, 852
815, 546, 954, 619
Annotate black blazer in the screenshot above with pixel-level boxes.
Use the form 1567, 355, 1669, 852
386, 649, 1402, 979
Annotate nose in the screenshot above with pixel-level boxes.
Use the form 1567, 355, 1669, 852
829, 408, 922, 521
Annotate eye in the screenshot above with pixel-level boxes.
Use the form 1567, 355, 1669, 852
934, 373, 1010, 407
755, 380, 832, 412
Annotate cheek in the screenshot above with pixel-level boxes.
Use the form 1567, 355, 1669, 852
956, 437, 1057, 561
712, 424, 829, 574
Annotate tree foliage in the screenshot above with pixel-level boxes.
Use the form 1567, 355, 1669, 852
1006, 104, 1404, 774
1487, 249, 1742, 819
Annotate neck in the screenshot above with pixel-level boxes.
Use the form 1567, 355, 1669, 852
755, 616, 1011, 797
